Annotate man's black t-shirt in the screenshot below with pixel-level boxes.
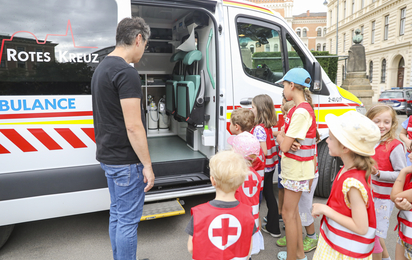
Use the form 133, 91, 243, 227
91, 56, 146, 165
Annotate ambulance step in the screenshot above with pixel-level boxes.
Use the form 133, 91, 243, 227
140, 199, 185, 221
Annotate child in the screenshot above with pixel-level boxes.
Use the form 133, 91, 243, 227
399, 116, 412, 167
250, 94, 281, 237
228, 132, 264, 255
391, 153, 412, 260
366, 104, 406, 260
230, 108, 265, 190
185, 150, 255, 260
276, 68, 317, 260
312, 110, 381, 260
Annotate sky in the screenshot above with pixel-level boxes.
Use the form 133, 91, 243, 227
292, 0, 328, 15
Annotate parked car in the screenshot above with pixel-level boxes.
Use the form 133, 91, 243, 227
378, 89, 412, 113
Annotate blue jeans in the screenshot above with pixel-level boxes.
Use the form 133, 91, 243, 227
101, 163, 145, 260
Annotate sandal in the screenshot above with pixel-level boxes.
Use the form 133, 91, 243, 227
277, 251, 307, 260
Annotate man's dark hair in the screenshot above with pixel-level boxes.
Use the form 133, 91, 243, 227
116, 17, 151, 46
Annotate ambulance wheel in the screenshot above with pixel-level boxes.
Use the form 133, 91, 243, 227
315, 140, 343, 198
0, 225, 14, 249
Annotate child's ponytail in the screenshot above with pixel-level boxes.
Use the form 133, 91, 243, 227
352, 153, 377, 184
304, 87, 314, 111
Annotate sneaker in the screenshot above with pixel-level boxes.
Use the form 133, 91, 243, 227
276, 236, 287, 247
263, 216, 267, 223
261, 224, 281, 237
303, 234, 318, 252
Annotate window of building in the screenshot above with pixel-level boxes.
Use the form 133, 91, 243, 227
317, 28, 322, 36
361, 25, 364, 37
344, 1, 347, 18
303, 28, 307, 37
381, 59, 386, 83
351, 29, 354, 45
323, 28, 327, 36
317, 43, 321, 51
297, 28, 301, 37
400, 8, 406, 36
342, 65, 346, 80
369, 61, 373, 83
323, 44, 326, 51
343, 33, 346, 52
352, 0, 355, 14
330, 10, 333, 24
384, 15, 389, 40
274, 44, 279, 52
265, 45, 270, 52
330, 39, 332, 53
17, 46, 26, 69
371, 21, 375, 44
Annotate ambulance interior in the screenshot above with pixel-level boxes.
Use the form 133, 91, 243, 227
131, 5, 216, 191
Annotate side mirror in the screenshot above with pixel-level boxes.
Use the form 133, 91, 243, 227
310, 61, 322, 92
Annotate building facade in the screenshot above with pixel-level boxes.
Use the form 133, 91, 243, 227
292, 11, 327, 52
325, 0, 410, 101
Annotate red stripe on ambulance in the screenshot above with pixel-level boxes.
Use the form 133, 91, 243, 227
55, 128, 87, 148
81, 128, 95, 143
0, 144, 10, 154
28, 128, 63, 150
0, 129, 37, 152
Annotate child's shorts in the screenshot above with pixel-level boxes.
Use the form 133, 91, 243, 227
374, 198, 394, 239
397, 235, 412, 259
372, 236, 383, 254
298, 177, 318, 226
280, 176, 310, 192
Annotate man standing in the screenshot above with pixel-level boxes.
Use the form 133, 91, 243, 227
91, 17, 154, 260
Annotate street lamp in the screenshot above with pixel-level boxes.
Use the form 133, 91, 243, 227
324, 0, 338, 55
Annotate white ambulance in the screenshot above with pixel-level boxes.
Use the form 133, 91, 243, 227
0, 0, 364, 248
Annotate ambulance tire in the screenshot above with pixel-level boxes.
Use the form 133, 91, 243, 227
0, 225, 14, 249
315, 140, 343, 198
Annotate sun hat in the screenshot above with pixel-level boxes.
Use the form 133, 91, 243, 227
227, 132, 260, 160
325, 110, 380, 156
276, 68, 312, 88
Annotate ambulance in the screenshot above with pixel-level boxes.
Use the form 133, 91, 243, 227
0, 0, 364, 248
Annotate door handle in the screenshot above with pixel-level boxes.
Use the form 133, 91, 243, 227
240, 98, 252, 106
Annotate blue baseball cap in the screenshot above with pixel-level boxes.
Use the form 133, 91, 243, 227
276, 68, 312, 88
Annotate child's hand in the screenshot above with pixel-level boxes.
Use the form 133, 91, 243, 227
290, 140, 301, 152
312, 203, 328, 218
395, 197, 412, 211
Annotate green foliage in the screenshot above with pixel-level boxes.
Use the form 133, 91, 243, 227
251, 51, 338, 83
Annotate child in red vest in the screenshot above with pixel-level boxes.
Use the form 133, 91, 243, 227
228, 131, 264, 256
399, 115, 412, 167
366, 104, 406, 260
312, 111, 381, 260
186, 150, 255, 260
250, 94, 281, 238
275, 68, 317, 260
391, 153, 412, 260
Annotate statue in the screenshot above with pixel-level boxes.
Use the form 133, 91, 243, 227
352, 29, 362, 44
347, 29, 366, 73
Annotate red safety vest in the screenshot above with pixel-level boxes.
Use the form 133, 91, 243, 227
320, 168, 376, 258
251, 148, 265, 188
235, 167, 262, 232
251, 124, 278, 168
191, 202, 254, 260
407, 116, 412, 152
283, 102, 316, 161
371, 139, 403, 200
397, 173, 412, 244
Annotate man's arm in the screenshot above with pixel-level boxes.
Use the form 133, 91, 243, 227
121, 98, 155, 192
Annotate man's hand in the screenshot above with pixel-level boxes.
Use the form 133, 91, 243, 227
395, 197, 412, 211
143, 165, 155, 192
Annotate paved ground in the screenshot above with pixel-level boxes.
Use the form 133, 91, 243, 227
0, 113, 408, 260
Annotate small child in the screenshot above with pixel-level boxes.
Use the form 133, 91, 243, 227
366, 104, 406, 260
228, 132, 264, 255
391, 153, 412, 260
251, 94, 281, 238
399, 115, 412, 167
312, 110, 380, 260
186, 150, 255, 260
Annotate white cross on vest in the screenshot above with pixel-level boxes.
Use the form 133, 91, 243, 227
242, 174, 258, 197
208, 214, 242, 250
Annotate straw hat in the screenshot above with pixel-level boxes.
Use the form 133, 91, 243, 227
325, 110, 380, 156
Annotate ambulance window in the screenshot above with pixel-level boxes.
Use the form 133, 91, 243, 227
0, 0, 117, 95
237, 22, 284, 85
285, 34, 305, 70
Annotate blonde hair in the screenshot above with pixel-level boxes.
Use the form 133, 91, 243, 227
365, 104, 398, 147
209, 150, 250, 193
283, 100, 295, 114
230, 108, 255, 132
285, 78, 314, 110
252, 94, 277, 128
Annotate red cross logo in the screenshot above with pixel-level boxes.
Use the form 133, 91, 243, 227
212, 218, 238, 246
208, 214, 242, 250
242, 173, 258, 197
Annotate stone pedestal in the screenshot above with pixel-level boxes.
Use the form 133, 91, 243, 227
341, 72, 374, 110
